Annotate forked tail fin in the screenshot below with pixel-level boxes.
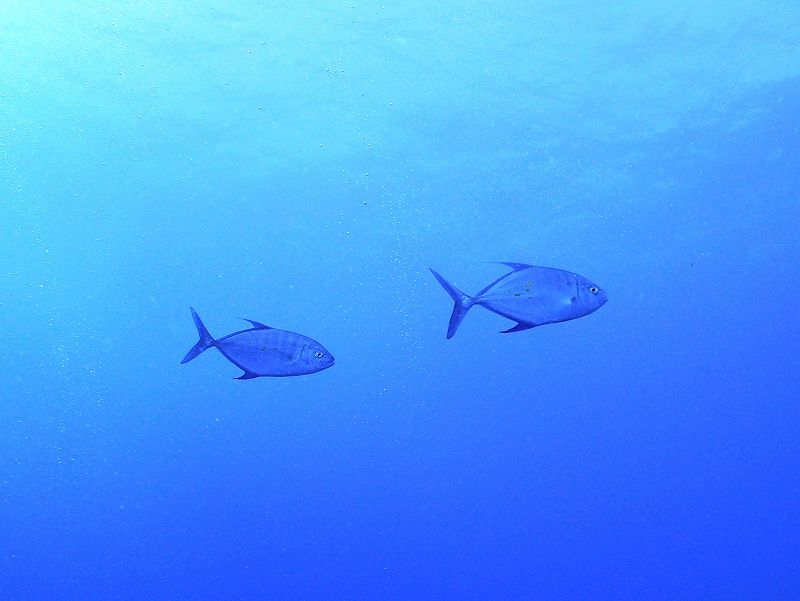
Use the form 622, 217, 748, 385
429, 268, 475, 339
180, 307, 216, 364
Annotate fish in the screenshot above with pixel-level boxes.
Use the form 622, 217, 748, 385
429, 262, 608, 338
180, 307, 334, 378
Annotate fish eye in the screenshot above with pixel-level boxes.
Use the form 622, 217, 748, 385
589, 286, 599, 294
315, 351, 324, 358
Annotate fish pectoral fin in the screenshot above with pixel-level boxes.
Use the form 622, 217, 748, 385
235, 370, 260, 380
500, 322, 536, 334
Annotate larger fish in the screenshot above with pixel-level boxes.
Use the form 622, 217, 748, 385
181, 307, 334, 378
430, 262, 607, 338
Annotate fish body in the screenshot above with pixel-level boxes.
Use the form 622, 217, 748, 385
181, 307, 334, 378
430, 262, 607, 338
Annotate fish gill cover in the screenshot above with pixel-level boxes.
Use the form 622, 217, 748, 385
0, 1, 799, 600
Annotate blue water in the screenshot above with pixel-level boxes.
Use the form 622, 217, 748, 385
2, 2, 799, 599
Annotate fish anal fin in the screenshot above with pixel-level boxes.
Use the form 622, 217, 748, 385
235, 370, 261, 380
500, 322, 536, 334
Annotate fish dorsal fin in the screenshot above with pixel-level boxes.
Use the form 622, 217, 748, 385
475, 262, 532, 297
495, 262, 533, 271
238, 318, 271, 329
500, 321, 536, 334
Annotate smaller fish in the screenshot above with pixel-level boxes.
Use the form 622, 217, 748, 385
181, 307, 334, 378
430, 262, 608, 338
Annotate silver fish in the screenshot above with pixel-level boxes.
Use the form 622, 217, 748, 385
181, 307, 334, 378
430, 262, 608, 338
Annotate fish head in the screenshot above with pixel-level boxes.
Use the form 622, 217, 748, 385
575, 276, 608, 315
301, 342, 335, 373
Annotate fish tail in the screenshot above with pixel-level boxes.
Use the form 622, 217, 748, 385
429, 268, 475, 339
180, 307, 216, 364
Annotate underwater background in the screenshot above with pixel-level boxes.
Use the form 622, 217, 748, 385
2, 1, 799, 599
